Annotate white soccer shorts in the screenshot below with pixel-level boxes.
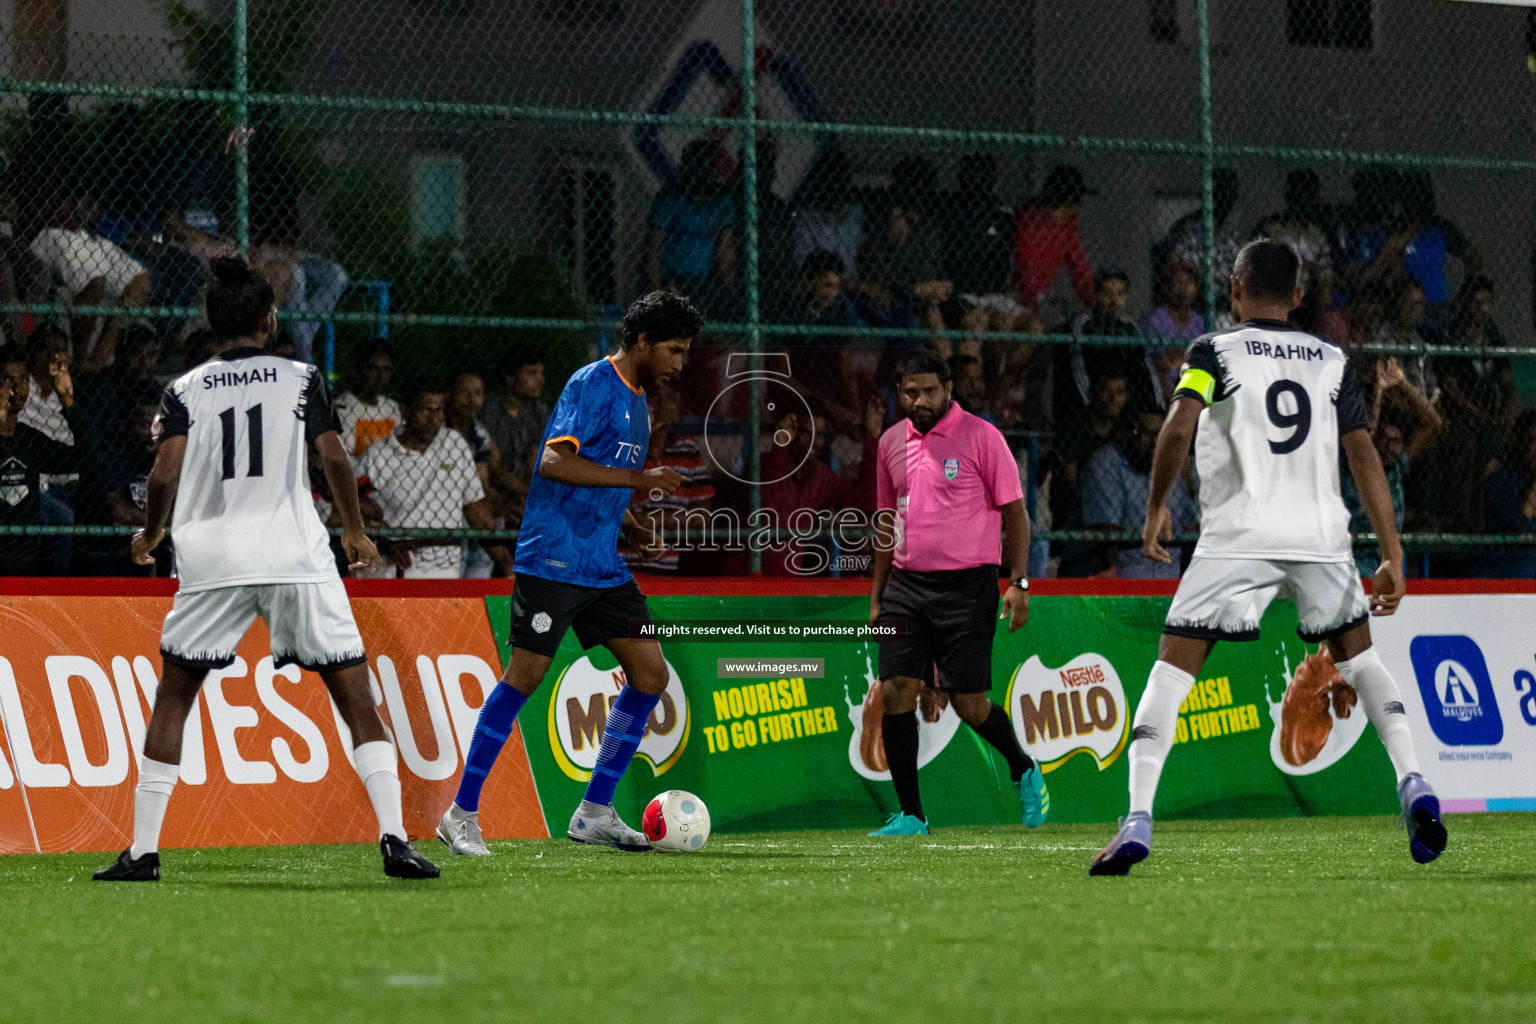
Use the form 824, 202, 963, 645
1164, 557, 1370, 643
160, 579, 367, 672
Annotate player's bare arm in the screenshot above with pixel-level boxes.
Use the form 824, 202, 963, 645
540, 439, 683, 496
623, 507, 666, 560
1341, 428, 1406, 616
314, 429, 379, 573
1143, 395, 1202, 564
132, 434, 186, 565
1000, 498, 1030, 631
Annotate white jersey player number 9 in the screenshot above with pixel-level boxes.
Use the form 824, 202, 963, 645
1263, 379, 1311, 455
1177, 320, 1370, 564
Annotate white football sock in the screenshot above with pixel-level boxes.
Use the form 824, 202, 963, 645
1335, 646, 1420, 783
1128, 661, 1197, 817
353, 740, 407, 841
130, 756, 181, 859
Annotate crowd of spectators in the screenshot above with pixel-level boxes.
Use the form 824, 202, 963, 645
631, 150, 1536, 579
4, 120, 1536, 578
0, 97, 358, 576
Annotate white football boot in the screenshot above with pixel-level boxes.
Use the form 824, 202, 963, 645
436, 804, 492, 856
567, 801, 651, 852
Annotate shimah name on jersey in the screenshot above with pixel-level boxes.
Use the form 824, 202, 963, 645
204, 367, 280, 389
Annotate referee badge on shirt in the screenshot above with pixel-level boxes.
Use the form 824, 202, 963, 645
943, 458, 959, 480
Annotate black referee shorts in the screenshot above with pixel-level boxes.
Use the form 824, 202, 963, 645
509, 573, 653, 659
875, 564, 1000, 693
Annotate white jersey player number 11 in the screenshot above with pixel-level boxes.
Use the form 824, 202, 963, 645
217, 403, 265, 479
156, 350, 342, 592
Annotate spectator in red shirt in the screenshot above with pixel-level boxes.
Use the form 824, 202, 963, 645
1015, 165, 1096, 314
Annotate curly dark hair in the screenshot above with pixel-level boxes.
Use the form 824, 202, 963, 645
620, 290, 704, 350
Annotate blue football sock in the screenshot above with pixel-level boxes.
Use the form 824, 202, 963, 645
453, 682, 528, 812
582, 686, 660, 808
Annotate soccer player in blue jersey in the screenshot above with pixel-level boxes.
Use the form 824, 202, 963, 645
437, 292, 702, 853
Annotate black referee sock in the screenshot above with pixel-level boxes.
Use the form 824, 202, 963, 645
880, 713, 925, 822
973, 702, 1035, 783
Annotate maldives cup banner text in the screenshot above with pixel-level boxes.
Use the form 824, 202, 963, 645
0, 595, 548, 854
486, 592, 1466, 834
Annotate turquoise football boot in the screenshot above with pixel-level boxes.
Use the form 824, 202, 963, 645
868, 812, 930, 837
1019, 763, 1050, 828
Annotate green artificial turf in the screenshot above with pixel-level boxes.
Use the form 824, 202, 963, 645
3, 814, 1533, 1024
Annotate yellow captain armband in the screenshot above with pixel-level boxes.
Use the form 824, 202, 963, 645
1176, 367, 1216, 404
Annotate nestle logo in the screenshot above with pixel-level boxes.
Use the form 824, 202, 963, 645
1059, 664, 1106, 688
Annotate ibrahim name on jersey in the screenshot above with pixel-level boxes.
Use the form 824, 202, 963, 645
515, 355, 650, 587
1176, 319, 1369, 563
156, 348, 341, 592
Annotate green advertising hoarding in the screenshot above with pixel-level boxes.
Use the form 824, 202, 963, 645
485, 594, 1398, 833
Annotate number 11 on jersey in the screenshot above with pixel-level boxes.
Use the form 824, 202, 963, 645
219, 403, 265, 480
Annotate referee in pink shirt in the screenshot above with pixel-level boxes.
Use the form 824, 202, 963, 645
868, 349, 1048, 836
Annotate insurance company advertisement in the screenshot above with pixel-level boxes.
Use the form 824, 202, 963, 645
1370, 596, 1536, 813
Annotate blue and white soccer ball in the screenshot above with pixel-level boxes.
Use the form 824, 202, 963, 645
642, 790, 711, 852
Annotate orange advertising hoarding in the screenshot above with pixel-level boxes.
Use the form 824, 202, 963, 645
0, 589, 547, 854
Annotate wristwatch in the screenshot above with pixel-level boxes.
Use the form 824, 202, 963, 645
1010, 576, 1030, 592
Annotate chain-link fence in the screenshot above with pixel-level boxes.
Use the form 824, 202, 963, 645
0, 0, 1534, 579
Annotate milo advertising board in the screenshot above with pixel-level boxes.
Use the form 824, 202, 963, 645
486, 593, 1399, 832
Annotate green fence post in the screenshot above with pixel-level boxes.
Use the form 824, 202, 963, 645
1196, 0, 1216, 325
233, 0, 250, 258
741, 0, 762, 574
